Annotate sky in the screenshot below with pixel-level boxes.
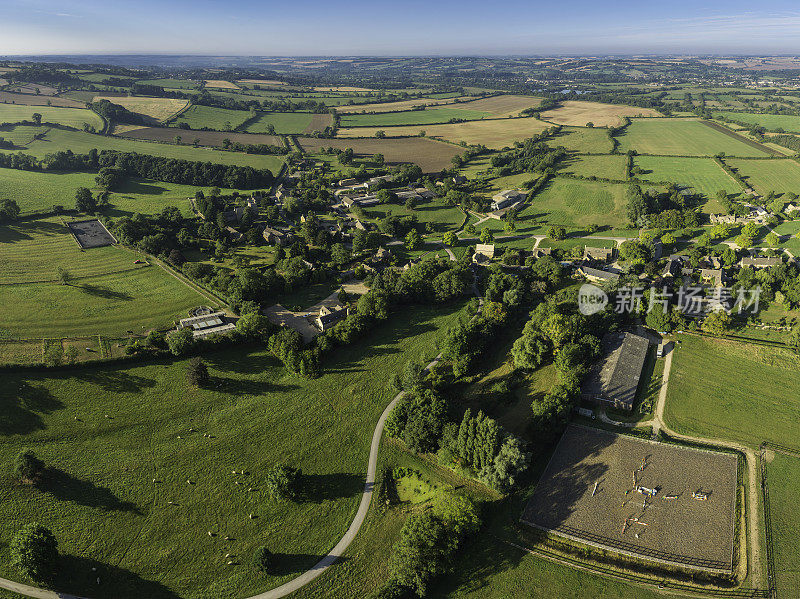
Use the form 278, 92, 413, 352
2, 0, 800, 56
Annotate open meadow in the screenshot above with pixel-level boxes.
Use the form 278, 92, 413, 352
559, 154, 627, 180
332, 96, 474, 114
244, 111, 331, 135
617, 118, 771, 157
539, 101, 662, 126
664, 335, 800, 449
548, 126, 615, 153
764, 452, 800, 599
0, 304, 463, 598
725, 158, 800, 195
339, 107, 491, 128
170, 105, 251, 131
0, 91, 84, 108
715, 111, 800, 133
0, 168, 99, 213
117, 126, 282, 149
93, 96, 189, 123
519, 177, 629, 228
0, 104, 104, 130
634, 156, 742, 201
337, 117, 551, 149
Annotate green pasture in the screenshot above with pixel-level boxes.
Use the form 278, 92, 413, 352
726, 158, 800, 195
634, 155, 742, 207
715, 111, 800, 133
340, 108, 491, 128
560, 154, 627, 180
518, 177, 629, 228
0, 303, 463, 598
766, 453, 800, 599
664, 335, 800, 449
617, 118, 770, 157
0, 168, 98, 213
548, 126, 614, 153
361, 197, 465, 234
170, 105, 251, 131
244, 112, 317, 134
0, 126, 284, 171
0, 105, 104, 130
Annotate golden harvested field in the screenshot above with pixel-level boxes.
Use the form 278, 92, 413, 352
455, 94, 542, 117
337, 116, 550, 149
203, 79, 240, 89
0, 91, 84, 108
94, 96, 189, 123
334, 96, 473, 114
540, 100, 662, 126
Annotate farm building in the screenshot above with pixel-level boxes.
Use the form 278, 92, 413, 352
178, 311, 236, 340
582, 332, 649, 411
577, 265, 620, 284
473, 243, 495, 265
491, 189, 525, 211
583, 246, 614, 262
315, 304, 348, 331
262, 227, 293, 246
740, 256, 781, 269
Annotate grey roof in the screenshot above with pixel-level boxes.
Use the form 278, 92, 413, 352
582, 332, 649, 411
579, 266, 620, 282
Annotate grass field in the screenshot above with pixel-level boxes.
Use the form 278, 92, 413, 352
170, 105, 251, 131
519, 177, 629, 228
0, 104, 104, 130
337, 117, 551, 149
664, 335, 800, 448
0, 91, 84, 108
1, 126, 284, 171
765, 452, 800, 599
0, 217, 147, 284
725, 158, 800, 195
298, 137, 461, 172
634, 156, 742, 201
715, 111, 800, 133
333, 96, 473, 114
93, 96, 189, 123
549, 126, 615, 153
455, 95, 542, 117
617, 118, 771, 157
0, 303, 463, 598
118, 126, 283, 149
137, 78, 199, 90
560, 154, 627, 180
361, 197, 465, 233
0, 168, 99, 212
540, 101, 662, 127
339, 107, 491, 128
244, 112, 331, 135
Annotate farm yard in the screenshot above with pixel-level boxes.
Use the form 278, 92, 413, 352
297, 136, 462, 172
522, 425, 738, 572
539, 100, 662, 126
617, 118, 771, 157
337, 116, 551, 149
0, 304, 462, 598
725, 158, 800, 195
0, 104, 105, 130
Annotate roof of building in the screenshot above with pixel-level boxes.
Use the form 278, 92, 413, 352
741, 256, 781, 268
582, 332, 649, 411
579, 266, 621, 281
475, 243, 495, 257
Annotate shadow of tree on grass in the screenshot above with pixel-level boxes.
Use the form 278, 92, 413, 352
36, 467, 142, 514
54, 554, 180, 599
0, 381, 63, 435
296, 472, 364, 503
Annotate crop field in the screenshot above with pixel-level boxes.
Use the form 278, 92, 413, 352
170, 105, 251, 131
522, 425, 738, 572
560, 154, 627, 180
715, 111, 800, 133
0, 91, 84, 107
540, 101, 662, 126
117, 126, 282, 148
519, 177, 629, 228
548, 126, 615, 153
1, 126, 285, 171
339, 107, 491, 127
337, 117, 551, 149
0, 304, 462, 598
634, 156, 742, 200
617, 118, 771, 157
0, 104, 104, 130
203, 79, 240, 89
298, 136, 462, 172
93, 96, 189, 123
244, 111, 331, 134
664, 335, 800, 448
0, 125, 49, 147
0, 167, 98, 213
455, 94, 542, 117
725, 158, 800, 195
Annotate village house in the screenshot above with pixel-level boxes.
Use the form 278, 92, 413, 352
699, 268, 724, 287
740, 256, 782, 269
577, 265, 621, 284
583, 246, 614, 263
315, 304, 348, 331
472, 243, 495, 265
262, 226, 293, 246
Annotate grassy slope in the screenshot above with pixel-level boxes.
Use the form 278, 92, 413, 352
244, 112, 314, 134
617, 119, 770, 157
664, 335, 800, 448
0, 304, 463, 599
0, 168, 98, 212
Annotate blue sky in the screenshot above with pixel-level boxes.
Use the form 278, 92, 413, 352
2, 0, 800, 55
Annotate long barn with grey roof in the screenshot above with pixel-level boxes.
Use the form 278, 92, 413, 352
581, 332, 649, 411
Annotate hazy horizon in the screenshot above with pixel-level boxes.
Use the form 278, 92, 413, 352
3, 0, 800, 56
